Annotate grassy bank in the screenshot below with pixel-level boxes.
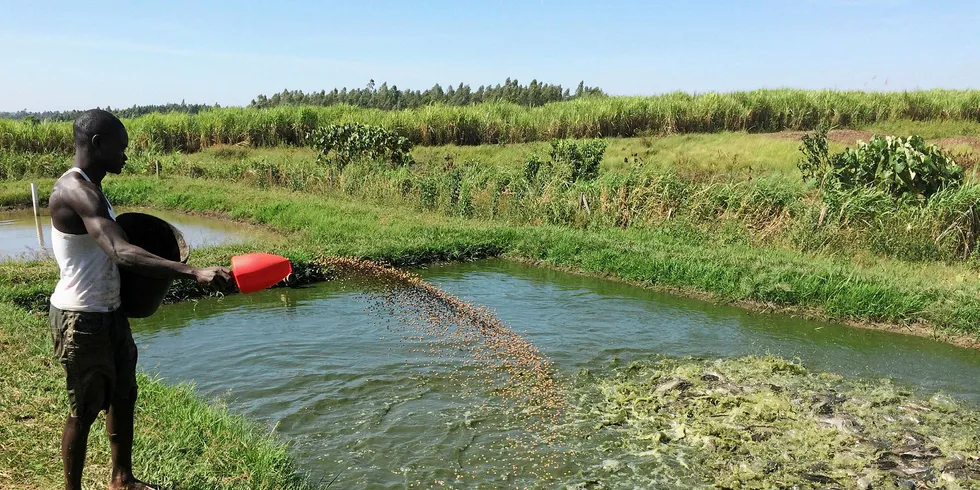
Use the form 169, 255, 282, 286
4, 176, 980, 340
6, 123, 978, 181
6, 126, 980, 266
3, 89, 980, 153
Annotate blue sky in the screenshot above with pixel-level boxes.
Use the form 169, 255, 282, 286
2, 0, 978, 111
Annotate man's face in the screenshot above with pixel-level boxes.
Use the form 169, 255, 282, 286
96, 128, 129, 174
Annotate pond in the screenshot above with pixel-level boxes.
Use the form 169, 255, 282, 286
131, 260, 980, 488
0, 208, 249, 260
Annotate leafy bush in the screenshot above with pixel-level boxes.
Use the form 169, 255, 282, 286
549, 138, 607, 183
798, 127, 963, 200
308, 122, 414, 170
522, 154, 542, 184
797, 126, 833, 186
838, 135, 963, 199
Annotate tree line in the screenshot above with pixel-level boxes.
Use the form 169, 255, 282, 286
1, 79, 605, 122
1, 101, 218, 123
249, 79, 604, 110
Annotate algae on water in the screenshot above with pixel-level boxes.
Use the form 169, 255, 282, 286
569, 355, 980, 489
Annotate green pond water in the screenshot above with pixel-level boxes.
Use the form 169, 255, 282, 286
0, 208, 247, 260
131, 260, 980, 488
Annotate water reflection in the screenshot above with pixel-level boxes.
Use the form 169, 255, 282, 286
0, 208, 251, 260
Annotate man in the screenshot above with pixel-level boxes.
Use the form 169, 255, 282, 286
47, 109, 231, 490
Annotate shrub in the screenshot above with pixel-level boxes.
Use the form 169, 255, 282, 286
308, 122, 414, 170
522, 154, 542, 184
549, 138, 607, 183
798, 127, 963, 201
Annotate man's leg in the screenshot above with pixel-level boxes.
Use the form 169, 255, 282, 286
107, 387, 145, 489
107, 312, 154, 490
62, 413, 96, 490
51, 306, 111, 490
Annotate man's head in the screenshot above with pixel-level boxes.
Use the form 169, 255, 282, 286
73, 109, 128, 174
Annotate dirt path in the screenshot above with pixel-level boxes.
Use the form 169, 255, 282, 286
765, 131, 980, 155
764, 129, 874, 146
937, 136, 980, 151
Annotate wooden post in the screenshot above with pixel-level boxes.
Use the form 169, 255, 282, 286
30, 182, 39, 216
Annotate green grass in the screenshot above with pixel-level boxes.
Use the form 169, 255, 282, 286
413, 132, 823, 180
4, 125, 980, 267
3, 127, 976, 183
135, 138, 980, 266
3, 89, 980, 153
170, 132, 816, 184
4, 125, 979, 269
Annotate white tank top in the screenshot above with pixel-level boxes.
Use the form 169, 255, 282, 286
50, 167, 121, 313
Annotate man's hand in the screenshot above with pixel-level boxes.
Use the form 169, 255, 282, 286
194, 266, 233, 288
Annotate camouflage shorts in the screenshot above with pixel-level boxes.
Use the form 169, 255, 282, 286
49, 305, 138, 419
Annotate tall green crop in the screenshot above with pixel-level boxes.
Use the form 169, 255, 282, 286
4, 89, 980, 153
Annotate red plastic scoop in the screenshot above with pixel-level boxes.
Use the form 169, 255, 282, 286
231, 253, 293, 294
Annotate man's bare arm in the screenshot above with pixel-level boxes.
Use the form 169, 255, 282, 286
67, 182, 229, 285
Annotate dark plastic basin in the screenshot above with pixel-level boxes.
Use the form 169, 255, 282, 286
116, 212, 189, 318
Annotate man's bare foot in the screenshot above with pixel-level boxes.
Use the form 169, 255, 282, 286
109, 477, 158, 490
